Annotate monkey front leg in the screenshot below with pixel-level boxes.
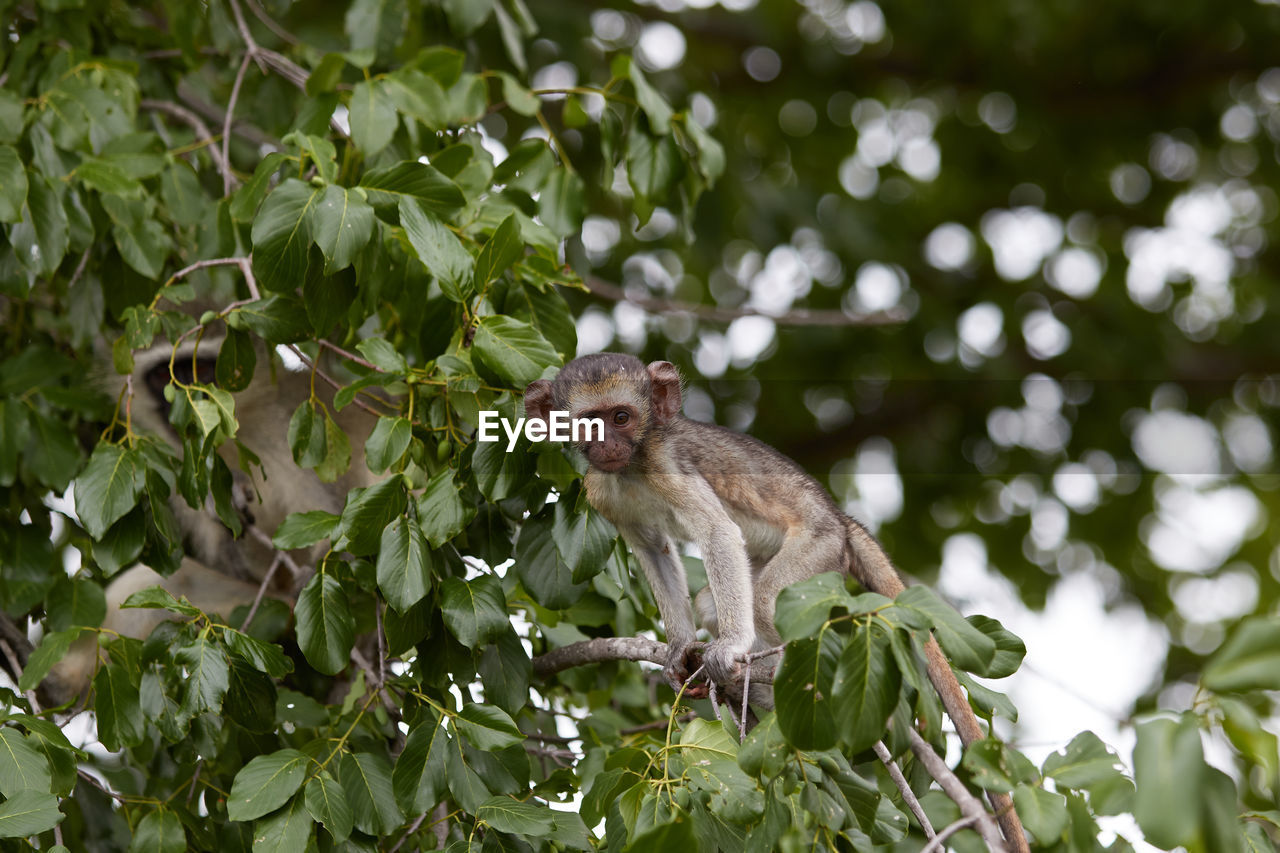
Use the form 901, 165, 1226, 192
691, 519, 757, 684
617, 526, 701, 689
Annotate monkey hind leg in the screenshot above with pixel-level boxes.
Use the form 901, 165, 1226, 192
693, 585, 719, 637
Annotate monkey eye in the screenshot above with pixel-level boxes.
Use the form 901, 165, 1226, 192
613, 410, 630, 426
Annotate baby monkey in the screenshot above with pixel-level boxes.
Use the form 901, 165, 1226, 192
525, 354, 1028, 851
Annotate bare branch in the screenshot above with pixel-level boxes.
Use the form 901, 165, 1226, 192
243, 0, 299, 45
0, 637, 40, 713
239, 552, 284, 632
532, 636, 668, 675
906, 728, 1008, 852
284, 344, 387, 417
140, 99, 234, 186
585, 276, 908, 328
874, 740, 935, 839
222, 51, 256, 196
920, 815, 983, 853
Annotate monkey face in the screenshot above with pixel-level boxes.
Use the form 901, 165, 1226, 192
581, 405, 639, 472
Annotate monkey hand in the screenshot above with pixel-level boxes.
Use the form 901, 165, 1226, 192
701, 639, 746, 684
663, 640, 697, 691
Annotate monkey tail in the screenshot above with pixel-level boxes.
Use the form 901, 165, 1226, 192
846, 519, 1029, 853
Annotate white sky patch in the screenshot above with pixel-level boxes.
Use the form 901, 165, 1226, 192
1045, 246, 1103, 298
1131, 410, 1222, 479
1052, 462, 1100, 512
849, 438, 902, 529
1223, 412, 1273, 472
745, 245, 813, 315
1144, 483, 1261, 573
957, 301, 1004, 359
726, 315, 776, 367
637, 21, 687, 71
853, 262, 903, 312
978, 92, 1016, 133
980, 207, 1063, 281
1172, 567, 1260, 624
1022, 309, 1071, 360
575, 307, 615, 355
531, 61, 578, 98
693, 331, 730, 377
923, 222, 975, 271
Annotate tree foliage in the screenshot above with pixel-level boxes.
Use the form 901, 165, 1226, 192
1, 0, 1278, 851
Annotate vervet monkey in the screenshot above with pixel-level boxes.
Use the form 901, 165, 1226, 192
45, 335, 376, 702
525, 353, 1027, 852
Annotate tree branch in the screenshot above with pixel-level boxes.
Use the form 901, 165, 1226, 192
140, 99, 234, 188
874, 740, 935, 839
584, 276, 908, 328
906, 728, 1008, 852
222, 51, 256, 195
532, 636, 668, 675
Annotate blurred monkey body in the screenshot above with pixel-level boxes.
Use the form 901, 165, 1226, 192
46, 334, 376, 702
526, 352, 1028, 852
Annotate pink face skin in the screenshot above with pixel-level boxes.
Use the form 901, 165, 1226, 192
580, 405, 639, 472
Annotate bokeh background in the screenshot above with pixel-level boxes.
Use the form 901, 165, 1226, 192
502, 0, 1279, 805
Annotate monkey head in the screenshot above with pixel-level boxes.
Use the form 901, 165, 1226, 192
524, 353, 682, 473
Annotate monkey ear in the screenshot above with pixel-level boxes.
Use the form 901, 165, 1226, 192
524, 379, 555, 425
646, 361, 682, 423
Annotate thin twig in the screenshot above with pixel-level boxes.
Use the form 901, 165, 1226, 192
874, 740, 935, 838
707, 678, 721, 722
375, 603, 386, 688
317, 338, 382, 372
390, 813, 428, 853
243, 0, 299, 44
187, 761, 203, 805
585, 277, 909, 328
66, 248, 91, 292
739, 658, 751, 740
140, 99, 234, 186
239, 552, 284, 632
920, 815, 983, 853
906, 728, 1007, 852
284, 345, 386, 417
222, 51, 255, 196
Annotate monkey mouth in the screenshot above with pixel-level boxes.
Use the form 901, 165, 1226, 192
591, 457, 630, 473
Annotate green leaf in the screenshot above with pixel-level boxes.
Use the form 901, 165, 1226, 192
497, 72, 541, 116
398, 197, 473, 301
120, 585, 203, 618
1203, 616, 1280, 692
251, 794, 312, 853
440, 574, 508, 648
354, 338, 409, 373
1133, 715, 1205, 849
961, 738, 1038, 793
174, 630, 230, 714
215, 328, 257, 392
94, 663, 145, 751
0, 790, 62, 839
538, 168, 585, 238
0, 91, 22, 144
478, 628, 532, 715
375, 516, 434, 612
230, 295, 312, 344
228, 749, 311, 822
965, 614, 1026, 678
338, 752, 403, 836
679, 719, 764, 823
303, 772, 353, 842
472, 314, 559, 387
513, 510, 585, 609
159, 160, 208, 227
774, 631, 842, 750
288, 401, 327, 468
18, 628, 85, 692
334, 477, 407, 555
75, 443, 145, 540
1012, 785, 1069, 846
0, 728, 52, 796
111, 217, 170, 279
382, 69, 449, 129
625, 124, 682, 226
455, 703, 524, 750
1041, 731, 1126, 790
250, 179, 322, 292
360, 161, 465, 215
502, 280, 577, 358
624, 815, 695, 853
349, 79, 398, 156
128, 808, 185, 853
313, 185, 374, 274
46, 577, 106, 631
895, 586, 996, 674
306, 53, 347, 96
444, 0, 493, 35
295, 571, 355, 675
393, 715, 451, 815
473, 213, 523, 286
773, 573, 868, 642
0, 146, 28, 222
416, 468, 472, 547
626, 58, 673, 133
272, 510, 340, 550
831, 622, 900, 753
553, 495, 615, 584
230, 152, 288, 221
225, 629, 293, 678
8, 174, 68, 276
76, 158, 144, 198
684, 114, 725, 182
478, 796, 555, 834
